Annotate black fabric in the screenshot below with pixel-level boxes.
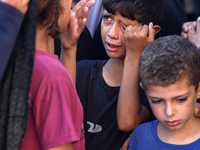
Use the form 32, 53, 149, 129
0, 3, 24, 80
76, 60, 151, 150
0, 0, 36, 149
76, 27, 97, 61
157, 0, 188, 38
54, 27, 99, 61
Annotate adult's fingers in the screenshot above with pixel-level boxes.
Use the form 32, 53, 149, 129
196, 19, 200, 33
147, 22, 156, 41
72, 0, 95, 21
72, 0, 95, 13
181, 32, 188, 39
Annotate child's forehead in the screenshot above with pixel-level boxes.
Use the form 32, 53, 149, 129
103, 9, 120, 15
103, 8, 135, 20
104, 10, 142, 26
145, 77, 194, 95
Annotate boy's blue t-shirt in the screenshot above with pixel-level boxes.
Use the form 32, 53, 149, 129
128, 119, 200, 150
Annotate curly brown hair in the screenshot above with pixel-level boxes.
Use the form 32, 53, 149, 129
36, 0, 64, 38
139, 35, 200, 91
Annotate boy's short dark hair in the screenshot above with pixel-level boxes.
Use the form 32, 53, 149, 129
102, 0, 164, 25
139, 35, 200, 90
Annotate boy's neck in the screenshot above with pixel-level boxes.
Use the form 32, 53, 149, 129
157, 117, 200, 145
102, 58, 124, 87
35, 26, 55, 54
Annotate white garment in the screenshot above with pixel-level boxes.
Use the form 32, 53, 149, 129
86, 0, 103, 37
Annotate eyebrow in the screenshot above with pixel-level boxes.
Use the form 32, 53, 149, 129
148, 92, 190, 100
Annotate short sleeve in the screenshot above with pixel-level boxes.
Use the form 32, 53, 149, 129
33, 77, 82, 149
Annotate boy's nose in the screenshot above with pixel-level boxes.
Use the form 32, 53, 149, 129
108, 23, 119, 40
165, 102, 175, 117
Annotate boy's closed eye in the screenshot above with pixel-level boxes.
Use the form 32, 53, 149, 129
151, 99, 163, 104
120, 23, 128, 31
151, 98, 188, 104
176, 98, 187, 103
121, 25, 126, 31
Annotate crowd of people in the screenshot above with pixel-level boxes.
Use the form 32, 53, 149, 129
1, 0, 200, 150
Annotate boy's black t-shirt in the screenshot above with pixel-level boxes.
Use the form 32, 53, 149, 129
76, 59, 152, 150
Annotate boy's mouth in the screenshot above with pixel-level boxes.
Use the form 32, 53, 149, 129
165, 120, 181, 127
106, 42, 121, 52
108, 43, 119, 48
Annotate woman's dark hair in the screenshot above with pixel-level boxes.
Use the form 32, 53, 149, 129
36, 0, 64, 38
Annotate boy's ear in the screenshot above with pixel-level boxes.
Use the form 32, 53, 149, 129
197, 82, 200, 99
139, 82, 144, 89
153, 25, 161, 35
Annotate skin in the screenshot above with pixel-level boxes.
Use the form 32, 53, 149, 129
101, 10, 142, 60
1, 0, 30, 14
101, 10, 143, 87
46, 143, 73, 150
144, 78, 200, 144
181, 18, 200, 48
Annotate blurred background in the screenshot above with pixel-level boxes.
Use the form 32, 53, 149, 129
182, 0, 200, 21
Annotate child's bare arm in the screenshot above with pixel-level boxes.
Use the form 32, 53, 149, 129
120, 134, 131, 150
46, 142, 73, 150
60, 0, 95, 83
117, 23, 157, 131
1, 0, 29, 14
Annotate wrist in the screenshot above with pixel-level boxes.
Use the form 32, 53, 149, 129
125, 55, 140, 68
61, 44, 77, 58
125, 52, 141, 62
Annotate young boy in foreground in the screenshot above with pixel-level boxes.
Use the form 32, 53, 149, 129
128, 35, 200, 150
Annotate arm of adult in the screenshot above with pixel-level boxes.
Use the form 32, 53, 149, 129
0, 0, 29, 80
60, 0, 95, 83
117, 23, 159, 131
